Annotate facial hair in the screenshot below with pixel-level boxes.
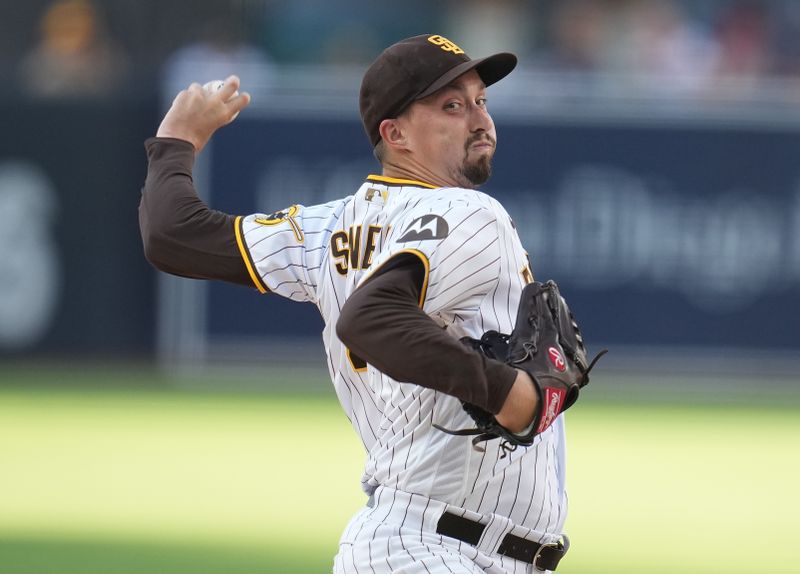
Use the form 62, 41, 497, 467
460, 134, 496, 187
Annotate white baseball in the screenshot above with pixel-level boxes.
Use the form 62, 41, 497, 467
203, 79, 240, 120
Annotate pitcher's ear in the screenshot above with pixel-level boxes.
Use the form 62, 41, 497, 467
379, 118, 408, 150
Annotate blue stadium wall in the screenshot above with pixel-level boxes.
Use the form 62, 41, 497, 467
0, 100, 797, 361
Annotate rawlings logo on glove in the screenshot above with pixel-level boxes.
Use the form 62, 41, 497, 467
435, 280, 607, 453
538, 387, 566, 434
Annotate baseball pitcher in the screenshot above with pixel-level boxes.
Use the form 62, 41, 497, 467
140, 34, 603, 573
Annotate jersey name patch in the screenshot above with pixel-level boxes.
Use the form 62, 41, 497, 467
398, 215, 449, 242
330, 224, 382, 275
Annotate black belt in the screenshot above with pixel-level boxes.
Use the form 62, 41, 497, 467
436, 511, 569, 571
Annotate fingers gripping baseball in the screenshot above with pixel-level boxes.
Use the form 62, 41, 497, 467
156, 75, 251, 152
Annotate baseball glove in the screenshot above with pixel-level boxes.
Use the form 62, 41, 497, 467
435, 280, 606, 453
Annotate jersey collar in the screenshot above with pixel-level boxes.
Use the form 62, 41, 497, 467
366, 174, 437, 189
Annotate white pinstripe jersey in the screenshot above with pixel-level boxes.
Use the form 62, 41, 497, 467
236, 175, 568, 536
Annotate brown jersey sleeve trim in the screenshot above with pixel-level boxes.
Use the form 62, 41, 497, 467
346, 347, 368, 372
234, 215, 269, 294
360, 248, 430, 308
403, 249, 430, 307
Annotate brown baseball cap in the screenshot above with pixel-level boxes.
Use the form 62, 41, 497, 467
359, 34, 517, 147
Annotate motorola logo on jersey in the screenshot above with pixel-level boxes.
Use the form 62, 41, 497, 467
548, 347, 566, 372
398, 214, 449, 242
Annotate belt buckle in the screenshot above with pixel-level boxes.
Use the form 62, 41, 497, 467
532, 534, 570, 572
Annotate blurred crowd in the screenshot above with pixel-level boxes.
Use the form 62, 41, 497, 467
4, 0, 800, 102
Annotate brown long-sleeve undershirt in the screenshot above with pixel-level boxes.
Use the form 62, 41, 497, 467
140, 137, 517, 414
337, 255, 518, 413
139, 137, 252, 285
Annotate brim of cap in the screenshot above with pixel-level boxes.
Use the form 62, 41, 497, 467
416, 52, 517, 101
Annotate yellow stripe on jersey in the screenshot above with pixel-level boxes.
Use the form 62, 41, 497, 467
402, 249, 431, 308
366, 174, 437, 189
234, 215, 269, 294
346, 348, 368, 372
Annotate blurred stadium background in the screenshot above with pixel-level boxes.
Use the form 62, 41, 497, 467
1, 1, 799, 572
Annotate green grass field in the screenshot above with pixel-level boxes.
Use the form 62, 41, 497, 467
1, 364, 798, 573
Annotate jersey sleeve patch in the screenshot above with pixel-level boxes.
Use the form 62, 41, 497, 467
238, 202, 325, 303
254, 204, 304, 243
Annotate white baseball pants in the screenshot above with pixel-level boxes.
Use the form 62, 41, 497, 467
333, 485, 562, 574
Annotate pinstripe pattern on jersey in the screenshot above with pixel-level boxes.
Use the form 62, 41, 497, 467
240, 177, 568, 550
